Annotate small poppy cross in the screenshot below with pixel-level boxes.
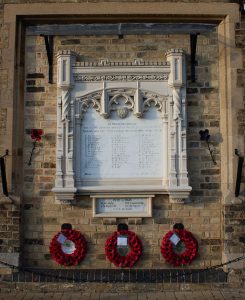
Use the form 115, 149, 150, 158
28, 129, 44, 166
199, 129, 216, 165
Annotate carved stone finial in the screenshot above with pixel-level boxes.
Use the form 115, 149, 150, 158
166, 48, 185, 88
57, 51, 76, 89
165, 48, 184, 56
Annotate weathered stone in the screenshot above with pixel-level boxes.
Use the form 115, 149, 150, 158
200, 87, 218, 94
201, 169, 220, 175
41, 162, 56, 168
25, 101, 45, 106
187, 88, 199, 94
26, 73, 44, 79
200, 183, 220, 189
26, 80, 36, 86
61, 39, 80, 45
24, 239, 43, 245
26, 87, 45, 93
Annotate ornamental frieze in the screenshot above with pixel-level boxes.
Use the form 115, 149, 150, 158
74, 74, 169, 82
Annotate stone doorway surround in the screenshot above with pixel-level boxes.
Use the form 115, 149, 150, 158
1, 2, 243, 270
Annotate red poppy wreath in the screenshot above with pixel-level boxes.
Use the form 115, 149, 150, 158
105, 230, 142, 268
49, 229, 87, 266
160, 224, 198, 267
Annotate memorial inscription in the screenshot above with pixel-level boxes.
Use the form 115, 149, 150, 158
92, 195, 153, 217
81, 107, 163, 180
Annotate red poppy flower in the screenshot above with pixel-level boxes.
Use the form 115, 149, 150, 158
31, 129, 44, 141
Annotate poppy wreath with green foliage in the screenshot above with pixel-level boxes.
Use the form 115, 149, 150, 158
160, 229, 198, 267
49, 229, 87, 266
105, 230, 142, 268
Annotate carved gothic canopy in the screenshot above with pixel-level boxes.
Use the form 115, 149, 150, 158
52, 49, 191, 204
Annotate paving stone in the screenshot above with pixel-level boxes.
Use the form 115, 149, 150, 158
210, 291, 224, 300
164, 292, 176, 300
118, 294, 128, 300
1, 289, 245, 300
107, 294, 119, 300
82, 296, 92, 300
49, 293, 63, 300
70, 293, 82, 300
138, 293, 148, 300
90, 293, 100, 300
220, 292, 236, 300
146, 292, 158, 300
60, 294, 71, 300
118, 294, 137, 300
0, 295, 19, 300
174, 291, 186, 299
21, 293, 39, 300
183, 291, 195, 299
202, 291, 216, 299
100, 294, 109, 300
126, 294, 138, 300
193, 291, 206, 299
14, 293, 28, 300
221, 291, 237, 299
32, 293, 45, 300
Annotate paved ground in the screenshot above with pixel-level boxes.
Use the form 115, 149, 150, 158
0, 290, 245, 299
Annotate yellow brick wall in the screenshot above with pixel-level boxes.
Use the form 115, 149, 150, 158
21, 32, 222, 268
0, 1, 244, 272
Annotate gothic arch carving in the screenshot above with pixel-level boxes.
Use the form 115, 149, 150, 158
77, 91, 102, 119
76, 88, 168, 119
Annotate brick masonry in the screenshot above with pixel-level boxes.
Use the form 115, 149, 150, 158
19, 31, 223, 269
0, 3, 20, 259
0, 1, 244, 280
223, 17, 245, 268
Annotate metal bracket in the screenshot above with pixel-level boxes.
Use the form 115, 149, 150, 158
190, 33, 199, 83
41, 35, 53, 83
235, 149, 244, 197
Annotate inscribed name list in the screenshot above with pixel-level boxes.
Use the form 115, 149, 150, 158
96, 198, 148, 214
81, 107, 163, 179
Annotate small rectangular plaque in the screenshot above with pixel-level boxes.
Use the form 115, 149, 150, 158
117, 237, 128, 246
57, 233, 67, 245
92, 195, 153, 217
169, 233, 180, 246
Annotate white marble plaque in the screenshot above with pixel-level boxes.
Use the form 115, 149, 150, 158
81, 107, 163, 180
54, 51, 191, 202
93, 196, 152, 217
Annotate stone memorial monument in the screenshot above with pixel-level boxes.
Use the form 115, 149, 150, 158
53, 49, 191, 211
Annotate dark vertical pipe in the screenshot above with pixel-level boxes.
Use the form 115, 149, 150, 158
43, 35, 53, 83
0, 157, 8, 196
235, 156, 244, 197
190, 34, 198, 83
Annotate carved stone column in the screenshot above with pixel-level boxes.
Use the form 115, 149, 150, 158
160, 104, 169, 186
53, 51, 77, 203
166, 49, 191, 203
